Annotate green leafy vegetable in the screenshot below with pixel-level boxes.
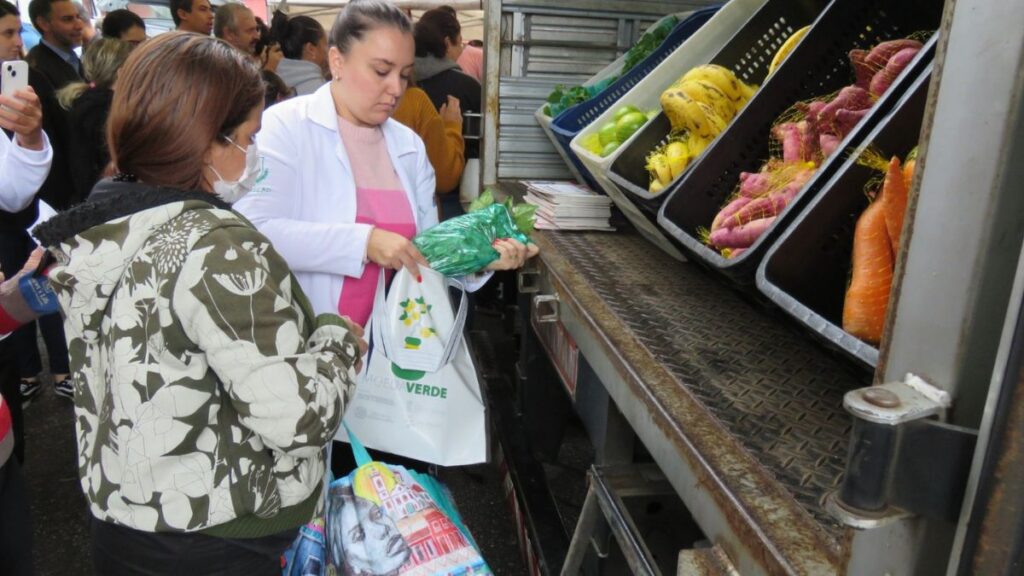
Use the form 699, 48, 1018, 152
622, 15, 679, 73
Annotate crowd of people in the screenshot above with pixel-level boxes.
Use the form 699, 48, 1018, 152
0, 0, 528, 574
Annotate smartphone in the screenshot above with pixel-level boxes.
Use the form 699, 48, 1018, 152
1, 60, 29, 98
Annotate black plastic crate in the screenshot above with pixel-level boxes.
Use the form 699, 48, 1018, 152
606, 0, 833, 218
756, 65, 932, 370
656, 0, 944, 285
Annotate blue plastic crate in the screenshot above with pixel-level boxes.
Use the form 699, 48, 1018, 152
547, 5, 721, 191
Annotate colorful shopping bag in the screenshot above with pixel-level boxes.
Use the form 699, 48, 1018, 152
326, 428, 491, 576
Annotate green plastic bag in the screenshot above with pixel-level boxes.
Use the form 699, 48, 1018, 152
413, 191, 537, 277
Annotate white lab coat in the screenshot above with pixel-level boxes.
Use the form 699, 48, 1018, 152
0, 131, 52, 213
236, 84, 485, 316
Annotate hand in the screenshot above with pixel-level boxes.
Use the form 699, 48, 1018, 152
439, 95, 462, 125
21, 247, 45, 273
262, 44, 283, 72
0, 87, 45, 151
340, 315, 369, 374
366, 228, 428, 280
487, 238, 539, 271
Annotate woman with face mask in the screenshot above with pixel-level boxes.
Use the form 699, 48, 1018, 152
235, 0, 537, 331
31, 32, 368, 575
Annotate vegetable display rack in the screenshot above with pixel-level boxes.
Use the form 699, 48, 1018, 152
656, 0, 945, 285
756, 65, 933, 370
608, 0, 832, 216
545, 6, 720, 193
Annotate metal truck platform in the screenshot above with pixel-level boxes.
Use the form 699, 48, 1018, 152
511, 180, 871, 573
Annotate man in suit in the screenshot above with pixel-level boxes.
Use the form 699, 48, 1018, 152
27, 0, 82, 87
171, 0, 214, 36
25, 0, 80, 211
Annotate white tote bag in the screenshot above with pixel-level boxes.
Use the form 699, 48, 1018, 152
338, 267, 488, 466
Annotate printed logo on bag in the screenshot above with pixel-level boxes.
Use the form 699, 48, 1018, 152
390, 363, 426, 382
399, 297, 437, 350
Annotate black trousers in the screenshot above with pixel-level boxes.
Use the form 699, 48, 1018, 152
91, 518, 297, 576
0, 229, 69, 378
0, 458, 34, 576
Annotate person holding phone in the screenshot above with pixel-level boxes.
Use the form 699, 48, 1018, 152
0, 5, 50, 570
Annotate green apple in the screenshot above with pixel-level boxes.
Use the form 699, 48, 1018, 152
613, 104, 642, 122
598, 121, 619, 146
615, 111, 648, 143
600, 141, 621, 157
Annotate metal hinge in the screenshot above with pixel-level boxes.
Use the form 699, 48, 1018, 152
828, 375, 978, 527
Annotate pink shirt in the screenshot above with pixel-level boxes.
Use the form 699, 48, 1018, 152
336, 115, 416, 327
457, 45, 484, 83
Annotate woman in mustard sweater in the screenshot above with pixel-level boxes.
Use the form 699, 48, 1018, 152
392, 87, 465, 196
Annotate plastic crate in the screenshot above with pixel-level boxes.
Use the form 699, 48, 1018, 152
609, 0, 834, 215
568, 0, 770, 257
756, 66, 932, 370
657, 0, 944, 285
533, 11, 693, 191
544, 6, 721, 191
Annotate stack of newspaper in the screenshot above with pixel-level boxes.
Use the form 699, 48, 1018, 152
522, 181, 614, 231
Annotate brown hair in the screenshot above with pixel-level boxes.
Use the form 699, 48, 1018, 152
107, 32, 263, 190
414, 8, 460, 59
329, 0, 410, 55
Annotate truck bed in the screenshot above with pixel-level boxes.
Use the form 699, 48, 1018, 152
514, 180, 870, 571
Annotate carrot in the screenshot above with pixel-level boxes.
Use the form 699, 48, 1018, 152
878, 156, 908, 254
843, 199, 893, 344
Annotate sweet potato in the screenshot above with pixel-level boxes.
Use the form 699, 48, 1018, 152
726, 166, 814, 227
805, 100, 827, 126
709, 216, 776, 249
738, 171, 772, 198
834, 108, 870, 138
820, 133, 842, 158
773, 123, 802, 163
773, 121, 819, 163
849, 49, 873, 90
817, 86, 872, 130
711, 195, 752, 232
869, 47, 920, 97
865, 39, 923, 71
727, 186, 798, 226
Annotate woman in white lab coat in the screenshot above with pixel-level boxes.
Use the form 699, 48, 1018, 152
235, 0, 536, 322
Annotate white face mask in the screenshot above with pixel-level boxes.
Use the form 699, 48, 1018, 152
209, 137, 260, 204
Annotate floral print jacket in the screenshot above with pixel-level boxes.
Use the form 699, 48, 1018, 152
34, 182, 360, 536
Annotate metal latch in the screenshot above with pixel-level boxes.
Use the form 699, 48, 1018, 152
829, 375, 978, 527
533, 294, 559, 324
518, 266, 540, 294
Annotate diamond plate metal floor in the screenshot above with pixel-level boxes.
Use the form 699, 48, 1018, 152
538, 229, 869, 539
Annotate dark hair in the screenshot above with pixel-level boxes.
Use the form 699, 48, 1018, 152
261, 69, 290, 107
328, 0, 410, 55
436, 5, 456, 16
269, 11, 324, 60
413, 8, 460, 59
108, 32, 263, 190
213, 3, 250, 39
169, 0, 192, 26
253, 16, 271, 57
28, 0, 70, 29
0, 0, 19, 18
101, 9, 144, 39
467, 38, 482, 48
